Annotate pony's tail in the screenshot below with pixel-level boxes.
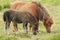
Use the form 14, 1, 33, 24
3, 11, 10, 22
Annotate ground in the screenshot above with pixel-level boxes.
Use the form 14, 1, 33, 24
0, 0, 60, 40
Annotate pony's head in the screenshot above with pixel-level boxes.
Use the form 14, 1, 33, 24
43, 16, 53, 33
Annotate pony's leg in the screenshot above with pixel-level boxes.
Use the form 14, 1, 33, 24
32, 23, 38, 35
23, 22, 28, 34
5, 22, 10, 35
29, 24, 32, 31
13, 22, 18, 34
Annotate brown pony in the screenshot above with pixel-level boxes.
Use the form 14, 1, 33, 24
10, 1, 53, 33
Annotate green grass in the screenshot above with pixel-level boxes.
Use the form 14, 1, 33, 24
0, 0, 60, 40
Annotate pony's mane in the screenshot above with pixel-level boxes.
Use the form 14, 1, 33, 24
32, 1, 50, 17
37, 2, 53, 24
40, 4, 50, 15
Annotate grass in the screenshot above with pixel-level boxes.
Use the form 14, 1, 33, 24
0, 0, 60, 40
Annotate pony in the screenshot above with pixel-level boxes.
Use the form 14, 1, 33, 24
3, 9, 38, 35
10, 1, 53, 33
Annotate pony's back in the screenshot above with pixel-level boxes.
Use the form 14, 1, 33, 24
3, 10, 38, 24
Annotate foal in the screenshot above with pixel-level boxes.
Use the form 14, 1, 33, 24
3, 9, 38, 35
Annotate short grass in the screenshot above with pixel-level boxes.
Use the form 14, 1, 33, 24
0, 0, 60, 40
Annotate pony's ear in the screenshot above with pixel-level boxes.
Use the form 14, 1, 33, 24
45, 18, 48, 24
46, 17, 53, 25
43, 17, 47, 23
50, 18, 53, 24
43, 17, 49, 24
43, 17, 48, 26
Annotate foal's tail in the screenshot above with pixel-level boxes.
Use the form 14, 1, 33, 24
3, 11, 10, 22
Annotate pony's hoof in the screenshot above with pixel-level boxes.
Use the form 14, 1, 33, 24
47, 31, 51, 33
33, 32, 37, 35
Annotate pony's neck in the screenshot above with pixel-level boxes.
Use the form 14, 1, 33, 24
38, 4, 50, 21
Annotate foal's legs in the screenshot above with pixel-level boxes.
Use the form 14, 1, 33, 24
23, 22, 28, 34
29, 24, 32, 31
13, 22, 18, 34
5, 21, 10, 34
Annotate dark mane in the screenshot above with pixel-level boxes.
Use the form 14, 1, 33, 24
32, 1, 50, 20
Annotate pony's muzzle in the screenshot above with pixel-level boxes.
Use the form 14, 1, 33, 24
47, 30, 51, 33
33, 32, 37, 35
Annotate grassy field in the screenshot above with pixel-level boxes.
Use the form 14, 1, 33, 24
0, 0, 60, 40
